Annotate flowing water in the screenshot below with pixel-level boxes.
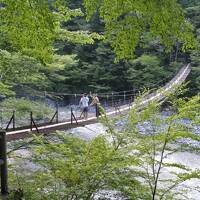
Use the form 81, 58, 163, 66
8, 118, 200, 199
68, 122, 200, 200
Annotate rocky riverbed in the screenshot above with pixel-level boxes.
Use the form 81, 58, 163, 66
7, 118, 200, 199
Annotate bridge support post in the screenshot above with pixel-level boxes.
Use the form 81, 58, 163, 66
30, 112, 33, 131
71, 108, 78, 125
30, 112, 39, 133
0, 130, 8, 195
106, 95, 109, 107
13, 110, 15, 131
5, 110, 15, 131
71, 108, 73, 124
95, 104, 99, 118
56, 103, 58, 123
74, 94, 77, 105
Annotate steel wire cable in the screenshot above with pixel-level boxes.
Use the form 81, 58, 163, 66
2, 65, 189, 132
9, 66, 181, 100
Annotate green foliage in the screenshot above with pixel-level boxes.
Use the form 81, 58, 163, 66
178, 0, 200, 8
0, 49, 80, 95
0, 0, 102, 63
57, 29, 104, 45
0, 0, 198, 96
84, 0, 197, 60
0, 82, 15, 97
49, 0, 192, 94
126, 55, 172, 89
7, 90, 200, 199
63, 42, 131, 93
63, 43, 181, 93
8, 133, 127, 199
0, 50, 53, 95
0, 50, 44, 84
0, 0, 55, 62
0, 97, 54, 120
180, 1, 200, 95
0, 0, 105, 96
46, 54, 77, 70
104, 91, 200, 199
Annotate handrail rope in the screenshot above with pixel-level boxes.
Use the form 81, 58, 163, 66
12, 83, 149, 98
45, 90, 137, 97
13, 82, 137, 97
45, 68, 181, 97
47, 65, 183, 97
141, 64, 191, 104
2, 65, 188, 120
5, 65, 191, 133
45, 92, 136, 98
0, 66, 186, 115
11, 66, 181, 98
69, 97, 133, 109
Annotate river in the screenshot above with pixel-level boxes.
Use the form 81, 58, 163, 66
8, 120, 200, 199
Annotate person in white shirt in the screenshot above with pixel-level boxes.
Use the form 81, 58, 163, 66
79, 93, 89, 119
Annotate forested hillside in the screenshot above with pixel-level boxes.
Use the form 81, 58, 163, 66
181, 0, 200, 94
0, 0, 199, 97
1, 1, 200, 200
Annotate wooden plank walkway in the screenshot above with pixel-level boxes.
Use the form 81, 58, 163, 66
6, 64, 191, 141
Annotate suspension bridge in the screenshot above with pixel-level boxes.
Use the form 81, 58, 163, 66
1, 64, 191, 141
0, 63, 192, 195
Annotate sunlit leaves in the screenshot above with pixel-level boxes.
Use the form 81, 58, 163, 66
0, 0, 55, 62
56, 29, 104, 45
0, 81, 15, 96
0, 0, 102, 63
84, 0, 197, 60
6, 89, 200, 199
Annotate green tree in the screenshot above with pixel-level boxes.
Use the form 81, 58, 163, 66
84, 0, 196, 60
0, 50, 78, 96
125, 55, 185, 91
179, 1, 200, 94
8, 90, 200, 199
0, 0, 101, 62
0, 0, 102, 96
0, 0, 197, 96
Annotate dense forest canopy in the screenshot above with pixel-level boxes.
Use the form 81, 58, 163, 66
0, 0, 199, 96
0, 0, 102, 62
84, 0, 196, 60
1, 1, 200, 199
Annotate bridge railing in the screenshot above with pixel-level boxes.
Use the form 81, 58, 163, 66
0, 130, 8, 195
136, 64, 191, 107
1, 96, 133, 132
1, 64, 191, 132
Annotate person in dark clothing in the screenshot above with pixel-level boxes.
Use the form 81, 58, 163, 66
90, 94, 101, 118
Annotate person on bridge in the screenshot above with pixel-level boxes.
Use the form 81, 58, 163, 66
79, 93, 89, 120
90, 94, 101, 118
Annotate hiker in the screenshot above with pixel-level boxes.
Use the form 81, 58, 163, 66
90, 94, 101, 118
79, 93, 89, 120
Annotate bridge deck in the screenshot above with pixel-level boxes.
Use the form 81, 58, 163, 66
6, 64, 191, 141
